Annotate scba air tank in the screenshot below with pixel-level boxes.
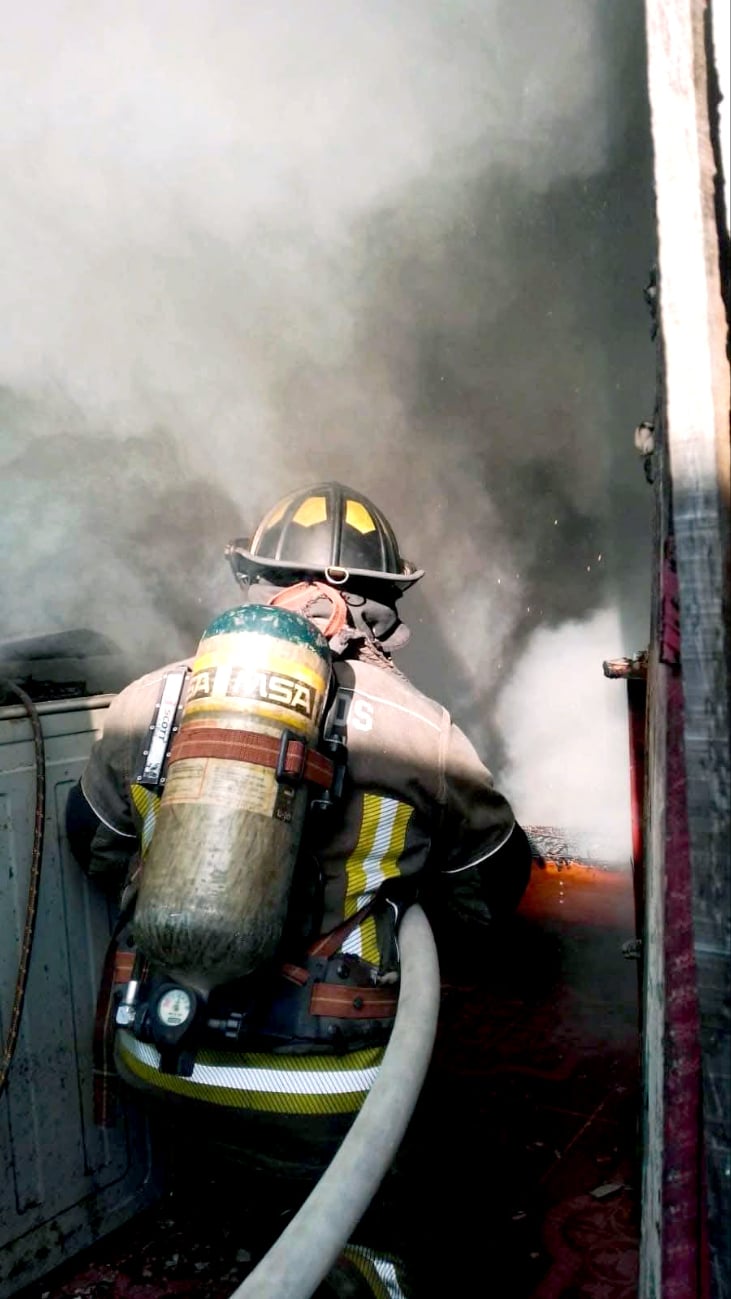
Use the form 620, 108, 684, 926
133, 604, 332, 992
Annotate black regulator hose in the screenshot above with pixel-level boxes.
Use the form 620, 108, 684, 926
0, 682, 46, 1098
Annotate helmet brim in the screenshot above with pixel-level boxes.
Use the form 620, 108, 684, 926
226, 540, 424, 592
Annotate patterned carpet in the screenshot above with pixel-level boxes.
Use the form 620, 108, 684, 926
407, 861, 641, 1298
18, 861, 641, 1299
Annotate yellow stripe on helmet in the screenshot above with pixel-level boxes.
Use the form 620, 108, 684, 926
292, 495, 328, 527
345, 500, 376, 534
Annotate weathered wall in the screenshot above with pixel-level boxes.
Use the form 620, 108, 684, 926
642, 0, 730, 1294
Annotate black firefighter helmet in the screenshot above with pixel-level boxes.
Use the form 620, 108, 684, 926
226, 482, 423, 591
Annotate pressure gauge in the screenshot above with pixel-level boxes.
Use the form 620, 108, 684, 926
156, 986, 194, 1029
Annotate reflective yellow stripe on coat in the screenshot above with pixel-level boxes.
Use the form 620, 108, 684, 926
342, 795, 413, 965
116, 1032, 385, 1115
130, 783, 161, 854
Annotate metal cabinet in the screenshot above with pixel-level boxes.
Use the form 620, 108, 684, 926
0, 697, 160, 1297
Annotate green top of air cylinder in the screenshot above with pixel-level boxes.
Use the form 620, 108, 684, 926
202, 604, 331, 658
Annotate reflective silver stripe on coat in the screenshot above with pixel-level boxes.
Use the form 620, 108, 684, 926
343, 1244, 409, 1299
79, 779, 137, 838
441, 820, 516, 874
118, 1032, 381, 1095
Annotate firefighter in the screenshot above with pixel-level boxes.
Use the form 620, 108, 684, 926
67, 481, 532, 1298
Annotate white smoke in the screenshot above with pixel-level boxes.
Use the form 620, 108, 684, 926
2, 0, 611, 444
495, 607, 634, 864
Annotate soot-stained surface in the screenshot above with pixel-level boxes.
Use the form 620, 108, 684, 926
18, 862, 640, 1299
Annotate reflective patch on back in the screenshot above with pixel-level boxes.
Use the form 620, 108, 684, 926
342, 795, 413, 965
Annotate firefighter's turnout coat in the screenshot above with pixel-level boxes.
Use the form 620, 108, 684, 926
81, 650, 526, 1119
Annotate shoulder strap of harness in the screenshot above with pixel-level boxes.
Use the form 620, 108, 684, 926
136, 665, 190, 789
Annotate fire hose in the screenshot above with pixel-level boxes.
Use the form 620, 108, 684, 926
230, 903, 440, 1299
0, 682, 46, 1098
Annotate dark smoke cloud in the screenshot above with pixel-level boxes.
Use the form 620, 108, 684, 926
0, 423, 240, 674
0, 0, 655, 858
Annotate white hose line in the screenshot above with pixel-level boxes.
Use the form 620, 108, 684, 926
231, 904, 440, 1299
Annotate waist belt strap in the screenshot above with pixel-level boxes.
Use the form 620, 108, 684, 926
92, 911, 143, 1128
168, 726, 334, 789
307, 899, 379, 958
309, 984, 398, 1019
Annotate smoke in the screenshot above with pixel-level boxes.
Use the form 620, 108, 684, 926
0, 0, 655, 857
495, 607, 634, 864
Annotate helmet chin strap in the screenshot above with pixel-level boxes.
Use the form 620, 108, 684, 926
268, 581, 349, 640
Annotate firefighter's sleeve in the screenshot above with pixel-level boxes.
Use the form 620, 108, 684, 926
74, 687, 138, 877
438, 722, 532, 925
